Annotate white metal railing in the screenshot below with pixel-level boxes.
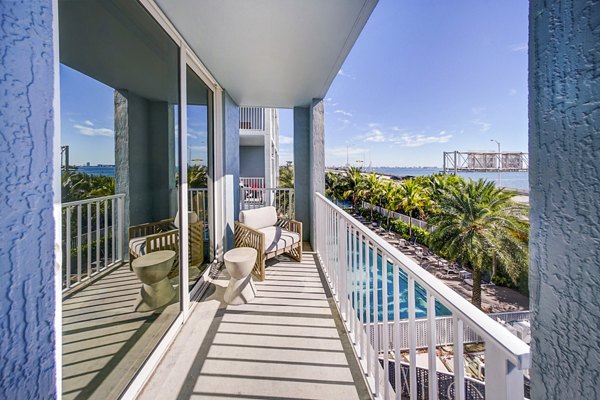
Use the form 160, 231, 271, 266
315, 193, 530, 400
362, 201, 429, 231
188, 188, 209, 227
370, 310, 531, 352
239, 107, 265, 131
61, 194, 125, 293
240, 187, 294, 219
240, 176, 265, 188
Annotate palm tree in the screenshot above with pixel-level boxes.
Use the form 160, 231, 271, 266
428, 179, 529, 308
342, 166, 365, 210
383, 182, 402, 229
397, 179, 429, 237
325, 171, 346, 205
359, 173, 383, 219
279, 164, 294, 188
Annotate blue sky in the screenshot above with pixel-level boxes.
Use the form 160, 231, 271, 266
278, 0, 528, 167
61, 0, 528, 168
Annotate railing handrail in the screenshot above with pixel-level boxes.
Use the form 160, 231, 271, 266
240, 187, 293, 191
316, 192, 530, 369
62, 193, 125, 208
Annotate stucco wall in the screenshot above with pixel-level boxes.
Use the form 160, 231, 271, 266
310, 99, 325, 248
0, 1, 58, 398
239, 146, 265, 179
293, 107, 310, 241
223, 91, 239, 248
529, 1, 600, 398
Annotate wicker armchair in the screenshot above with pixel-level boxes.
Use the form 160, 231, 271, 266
129, 212, 204, 277
234, 206, 302, 280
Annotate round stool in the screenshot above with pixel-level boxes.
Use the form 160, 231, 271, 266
132, 250, 177, 312
223, 247, 258, 305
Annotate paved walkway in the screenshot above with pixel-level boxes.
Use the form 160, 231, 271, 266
138, 250, 371, 400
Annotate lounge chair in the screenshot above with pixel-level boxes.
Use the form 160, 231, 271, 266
234, 206, 302, 280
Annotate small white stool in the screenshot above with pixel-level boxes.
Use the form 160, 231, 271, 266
223, 247, 258, 305
132, 250, 176, 312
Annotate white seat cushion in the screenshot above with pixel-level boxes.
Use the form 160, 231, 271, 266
239, 206, 278, 230
129, 236, 147, 258
258, 226, 301, 253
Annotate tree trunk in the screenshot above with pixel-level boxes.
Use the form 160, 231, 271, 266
472, 266, 482, 309
491, 254, 497, 279
409, 212, 413, 237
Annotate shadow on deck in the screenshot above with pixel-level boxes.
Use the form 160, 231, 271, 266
138, 249, 372, 400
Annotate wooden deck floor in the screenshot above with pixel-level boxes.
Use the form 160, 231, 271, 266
138, 250, 371, 400
62, 264, 180, 400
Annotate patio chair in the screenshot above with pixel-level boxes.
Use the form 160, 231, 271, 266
128, 211, 204, 277
234, 206, 302, 281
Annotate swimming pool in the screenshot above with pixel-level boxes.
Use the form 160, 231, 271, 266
348, 240, 452, 322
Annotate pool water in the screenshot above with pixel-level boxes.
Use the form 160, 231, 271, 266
347, 239, 452, 322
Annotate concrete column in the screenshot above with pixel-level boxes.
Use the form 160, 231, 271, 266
0, 1, 58, 398
529, 1, 600, 399
294, 99, 325, 247
115, 90, 175, 235
222, 91, 239, 250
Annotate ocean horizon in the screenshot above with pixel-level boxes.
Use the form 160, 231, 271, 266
72, 165, 529, 192
360, 166, 529, 192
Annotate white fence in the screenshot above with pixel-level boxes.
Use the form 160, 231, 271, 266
362, 201, 429, 231
188, 188, 209, 227
240, 107, 265, 131
370, 311, 531, 352
240, 187, 294, 219
315, 193, 530, 400
61, 194, 125, 294
240, 176, 265, 188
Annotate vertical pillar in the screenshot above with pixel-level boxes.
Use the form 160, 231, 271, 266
222, 91, 239, 250
294, 98, 325, 247
115, 90, 175, 231
0, 1, 58, 398
529, 1, 600, 399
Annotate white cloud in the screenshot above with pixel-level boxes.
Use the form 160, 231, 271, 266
509, 43, 527, 52
326, 146, 367, 158
74, 124, 113, 137
471, 107, 486, 115
392, 133, 453, 147
363, 128, 386, 142
472, 120, 492, 133
279, 135, 293, 145
334, 109, 353, 117
357, 125, 453, 147
508, 88, 517, 96
337, 69, 354, 79
84, 120, 94, 126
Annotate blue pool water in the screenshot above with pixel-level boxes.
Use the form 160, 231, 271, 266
347, 239, 452, 322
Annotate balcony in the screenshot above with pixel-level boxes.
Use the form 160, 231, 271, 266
133, 194, 530, 400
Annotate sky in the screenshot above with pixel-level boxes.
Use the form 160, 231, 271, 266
279, 0, 529, 167
61, 0, 528, 168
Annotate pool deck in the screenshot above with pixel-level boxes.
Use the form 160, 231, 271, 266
137, 249, 372, 400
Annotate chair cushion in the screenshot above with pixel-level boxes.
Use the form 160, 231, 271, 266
173, 211, 199, 229
258, 226, 301, 253
239, 206, 278, 230
129, 236, 147, 258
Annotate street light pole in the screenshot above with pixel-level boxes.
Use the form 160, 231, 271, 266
490, 139, 501, 187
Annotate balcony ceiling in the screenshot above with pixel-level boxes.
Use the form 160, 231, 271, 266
155, 0, 378, 108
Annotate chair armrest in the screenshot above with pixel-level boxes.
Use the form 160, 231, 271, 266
235, 221, 265, 255
144, 229, 179, 254
277, 217, 302, 237
129, 218, 175, 239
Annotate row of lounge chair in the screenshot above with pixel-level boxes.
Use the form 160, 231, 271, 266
350, 212, 486, 286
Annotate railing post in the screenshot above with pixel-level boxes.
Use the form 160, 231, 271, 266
485, 344, 524, 400
118, 195, 124, 262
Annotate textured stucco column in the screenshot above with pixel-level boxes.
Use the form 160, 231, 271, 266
115, 90, 175, 237
529, 2, 600, 399
294, 99, 325, 246
0, 1, 58, 398
222, 91, 239, 250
